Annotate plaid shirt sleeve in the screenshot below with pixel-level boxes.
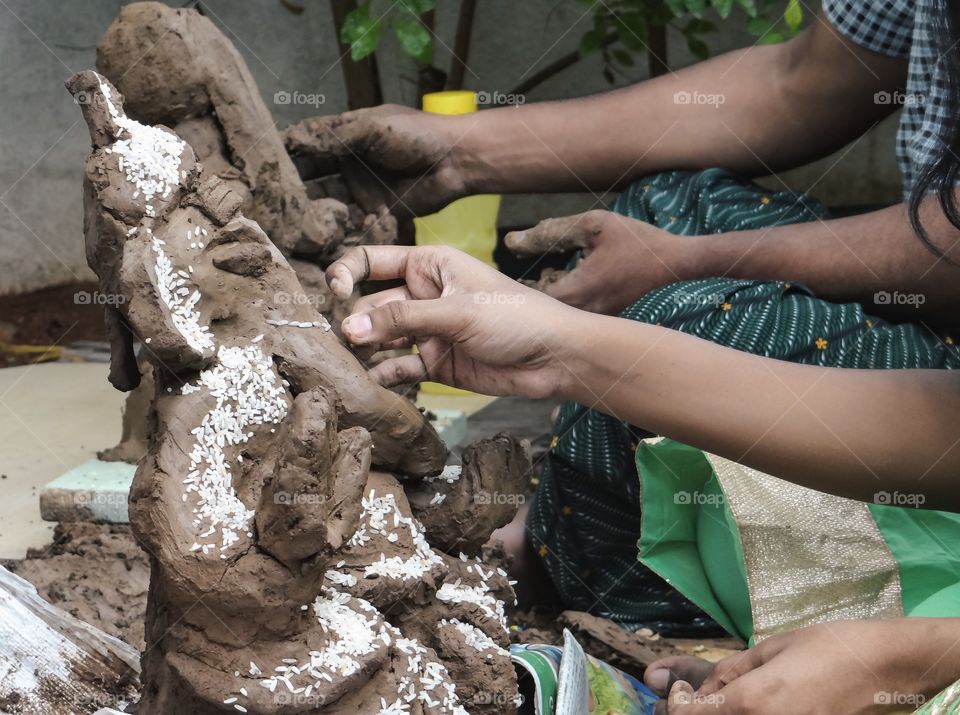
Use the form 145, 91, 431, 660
822, 0, 914, 59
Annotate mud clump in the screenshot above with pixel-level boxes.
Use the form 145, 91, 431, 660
68, 69, 530, 714
96, 1, 398, 273
94, 0, 401, 466
3, 522, 149, 650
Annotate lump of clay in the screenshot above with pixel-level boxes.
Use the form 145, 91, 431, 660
93, 0, 396, 461
96, 1, 398, 272
68, 70, 530, 715
406, 433, 532, 556
95, 0, 403, 460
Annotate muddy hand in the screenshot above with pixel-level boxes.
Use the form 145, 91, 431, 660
505, 210, 688, 315
327, 245, 582, 399
659, 619, 960, 714
284, 105, 471, 217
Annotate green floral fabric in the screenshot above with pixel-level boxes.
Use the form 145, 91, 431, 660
525, 168, 960, 636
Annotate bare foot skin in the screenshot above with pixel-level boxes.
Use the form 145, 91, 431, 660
487, 502, 559, 608
644, 655, 716, 696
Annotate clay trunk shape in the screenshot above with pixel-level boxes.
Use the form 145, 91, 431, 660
68, 70, 529, 714
94, 0, 403, 466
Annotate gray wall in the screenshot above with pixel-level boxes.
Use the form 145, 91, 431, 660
0, 0, 901, 296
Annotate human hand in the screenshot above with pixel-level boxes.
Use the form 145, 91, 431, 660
649, 619, 960, 714
506, 210, 692, 315
326, 245, 585, 399
285, 105, 475, 217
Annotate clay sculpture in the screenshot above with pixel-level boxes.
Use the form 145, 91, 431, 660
96, 2, 397, 278
68, 69, 529, 714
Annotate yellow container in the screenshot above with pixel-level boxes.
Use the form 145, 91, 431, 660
415, 91, 501, 396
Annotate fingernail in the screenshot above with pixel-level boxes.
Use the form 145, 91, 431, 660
330, 274, 348, 296
646, 668, 671, 694
344, 313, 372, 341
670, 681, 694, 705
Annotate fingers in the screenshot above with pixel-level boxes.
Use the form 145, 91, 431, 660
352, 286, 413, 315
326, 246, 413, 298
535, 258, 605, 312
505, 213, 605, 257
663, 680, 738, 714
645, 656, 716, 697
667, 681, 697, 711
538, 269, 585, 306
697, 650, 761, 695
284, 112, 370, 160
367, 354, 429, 388
341, 298, 464, 347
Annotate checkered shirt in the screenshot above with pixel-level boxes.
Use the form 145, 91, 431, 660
824, 0, 951, 197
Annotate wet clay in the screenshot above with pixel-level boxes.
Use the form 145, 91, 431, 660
68, 70, 530, 714
96, 1, 398, 271
94, 0, 396, 465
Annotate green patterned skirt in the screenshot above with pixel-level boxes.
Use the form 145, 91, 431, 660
525, 168, 960, 636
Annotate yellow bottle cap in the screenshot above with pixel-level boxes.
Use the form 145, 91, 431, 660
422, 90, 477, 115
418, 89, 486, 399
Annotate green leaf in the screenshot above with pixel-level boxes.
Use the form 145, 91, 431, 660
735, 0, 758, 18
393, 14, 433, 65
615, 14, 647, 51
340, 3, 381, 61
685, 0, 707, 17
710, 0, 734, 18
746, 15, 776, 36
612, 48, 635, 66
757, 30, 785, 44
579, 28, 605, 57
784, 0, 803, 31
686, 18, 718, 33
397, 0, 435, 14
666, 0, 687, 15
687, 35, 710, 58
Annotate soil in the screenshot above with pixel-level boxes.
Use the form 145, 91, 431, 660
2, 522, 149, 650
0, 282, 107, 367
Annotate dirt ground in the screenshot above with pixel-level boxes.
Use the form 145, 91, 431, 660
4, 521, 741, 679
0, 281, 108, 367
2, 522, 149, 650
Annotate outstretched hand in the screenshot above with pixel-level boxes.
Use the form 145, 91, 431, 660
327, 245, 584, 398
506, 209, 689, 315
285, 105, 473, 217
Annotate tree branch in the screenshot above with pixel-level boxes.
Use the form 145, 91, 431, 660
330, 0, 383, 109
446, 0, 477, 90
509, 31, 617, 97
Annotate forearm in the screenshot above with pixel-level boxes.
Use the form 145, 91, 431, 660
558, 311, 960, 510
451, 16, 902, 194
684, 197, 960, 325
883, 618, 960, 699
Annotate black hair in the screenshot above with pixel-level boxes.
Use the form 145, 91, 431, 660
909, 0, 960, 258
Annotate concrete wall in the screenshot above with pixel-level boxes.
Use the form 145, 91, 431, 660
0, 0, 901, 296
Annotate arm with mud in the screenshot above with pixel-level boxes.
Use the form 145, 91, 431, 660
284, 12, 905, 208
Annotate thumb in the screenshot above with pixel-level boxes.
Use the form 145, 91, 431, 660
505, 213, 603, 257
667, 680, 697, 712
341, 298, 464, 347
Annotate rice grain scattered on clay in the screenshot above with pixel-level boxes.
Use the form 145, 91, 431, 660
68, 66, 530, 715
